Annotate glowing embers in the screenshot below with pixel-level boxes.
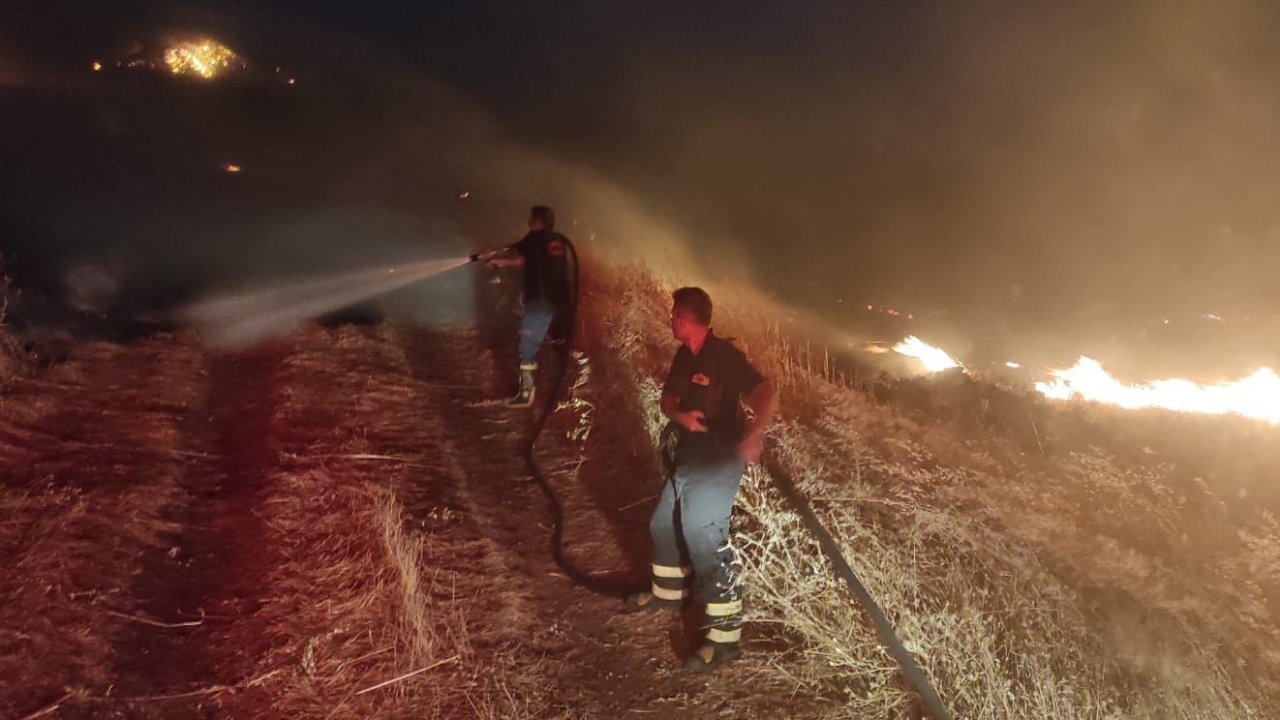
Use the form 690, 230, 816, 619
1034, 357, 1280, 423
892, 336, 962, 373
163, 39, 240, 79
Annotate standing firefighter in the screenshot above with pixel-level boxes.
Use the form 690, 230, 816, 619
629, 287, 777, 672
479, 205, 575, 407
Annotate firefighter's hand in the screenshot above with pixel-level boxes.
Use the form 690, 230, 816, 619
737, 431, 764, 464
676, 410, 708, 433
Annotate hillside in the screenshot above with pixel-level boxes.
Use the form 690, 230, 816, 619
2, 257, 1278, 719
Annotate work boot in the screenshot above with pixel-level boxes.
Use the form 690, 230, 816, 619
507, 364, 536, 407
624, 590, 683, 613
684, 641, 741, 672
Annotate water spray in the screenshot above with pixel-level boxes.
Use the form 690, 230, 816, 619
182, 255, 482, 348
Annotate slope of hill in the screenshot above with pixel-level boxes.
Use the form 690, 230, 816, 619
1, 256, 1277, 719
580, 259, 1279, 718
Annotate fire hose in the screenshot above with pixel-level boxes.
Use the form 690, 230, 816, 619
492, 244, 950, 718
514, 238, 636, 598
762, 457, 951, 719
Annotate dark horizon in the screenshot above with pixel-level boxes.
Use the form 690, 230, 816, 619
4, 1, 1280, 377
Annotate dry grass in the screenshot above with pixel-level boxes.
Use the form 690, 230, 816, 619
4, 254, 1275, 718
0, 321, 574, 719
581, 255, 1278, 718
0, 337, 205, 718
222, 325, 574, 719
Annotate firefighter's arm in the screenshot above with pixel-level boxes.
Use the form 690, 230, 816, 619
662, 393, 707, 433
486, 248, 524, 269
737, 379, 777, 463
470, 243, 524, 268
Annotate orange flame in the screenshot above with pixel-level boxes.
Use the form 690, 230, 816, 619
892, 336, 961, 373
163, 39, 238, 79
1034, 357, 1280, 424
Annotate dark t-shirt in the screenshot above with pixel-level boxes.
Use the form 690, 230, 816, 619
662, 332, 765, 461
513, 229, 572, 309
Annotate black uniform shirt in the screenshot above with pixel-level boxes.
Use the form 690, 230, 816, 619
513, 229, 572, 309
662, 332, 765, 461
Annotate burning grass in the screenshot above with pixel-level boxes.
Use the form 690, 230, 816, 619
579, 255, 1278, 718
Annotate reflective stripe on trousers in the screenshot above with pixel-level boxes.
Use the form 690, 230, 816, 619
650, 562, 692, 600
705, 597, 743, 643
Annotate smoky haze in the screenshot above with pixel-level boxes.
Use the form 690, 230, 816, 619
3, 1, 1280, 376
548, 1, 1280, 375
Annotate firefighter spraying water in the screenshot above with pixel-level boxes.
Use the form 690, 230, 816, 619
180, 204, 577, 392
472, 205, 577, 407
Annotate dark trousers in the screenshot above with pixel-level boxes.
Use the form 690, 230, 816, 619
648, 454, 747, 643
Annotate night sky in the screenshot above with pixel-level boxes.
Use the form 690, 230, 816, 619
4, 1, 1280, 373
